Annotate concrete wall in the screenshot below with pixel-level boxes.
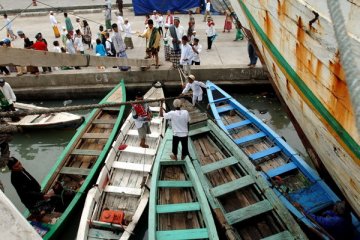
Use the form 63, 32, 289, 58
3, 66, 270, 100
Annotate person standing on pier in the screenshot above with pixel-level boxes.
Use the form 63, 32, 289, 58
123, 18, 134, 49
0, 78, 20, 121
205, 17, 216, 50
116, 0, 123, 16
169, 17, 185, 68
180, 35, 192, 75
203, 0, 211, 22
105, 5, 112, 31
132, 92, 152, 148
49, 11, 60, 38
181, 74, 207, 106
191, 38, 202, 65
160, 99, 190, 160
138, 19, 161, 69
64, 12, 74, 37
82, 20, 92, 50
163, 24, 172, 61
165, 10, 174, 26
3, 14, 17, 41
112, 23, 129, 71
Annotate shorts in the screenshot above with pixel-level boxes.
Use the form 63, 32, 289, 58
137, 122, 151, 139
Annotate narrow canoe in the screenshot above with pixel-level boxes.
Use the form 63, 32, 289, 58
6, 102, 84, 129
27, 80, 126, 239
187, 116, 307, 239
206, 80, 360, 237
0, 190, 41, 240
148, 101, 218, 240
77, 84, 166, 240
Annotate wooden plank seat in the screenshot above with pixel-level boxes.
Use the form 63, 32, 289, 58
225, 200, 273, 225
250, 146, 281, 161
234, 132, 266, 145
211, 175, 255, 198
188, 126, 210, 137
156, 202, 201, 214
103, 107, 120, 111
211, 97, 230, 103
60, 167, 91, 175
112, 161, 152, 173
225, 119, 251, 130
149, 106, 160, 112
119, 146, 157, 156
104, 186, 142, 196
156, 228, 209, 240
262, 231, 294, 240
92, 119, 117, 124
201, 156, 238, 174
159, 160, 186, 166
157, 180, 193, 188
266, 162, 298, 178
81, 133, 111, 139
71, 149, 102, 156
216, 105, 234, 113
127, 129, 160, 138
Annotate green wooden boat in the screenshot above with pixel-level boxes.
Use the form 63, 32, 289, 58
149, 128, 219, 240
188, 119, 308, 239
27, 80, 126, 239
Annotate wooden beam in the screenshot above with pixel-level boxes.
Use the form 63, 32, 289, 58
0, 47, 153, 67
156, 228, 209, 240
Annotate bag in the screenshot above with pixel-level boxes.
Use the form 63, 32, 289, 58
53, 26, 60, 38
106, 40, 116, 56
100, 210, 125, 225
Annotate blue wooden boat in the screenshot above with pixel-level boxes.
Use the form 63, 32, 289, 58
206, 80, 360, 239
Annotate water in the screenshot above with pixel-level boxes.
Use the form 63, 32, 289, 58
0, 90, 310, 239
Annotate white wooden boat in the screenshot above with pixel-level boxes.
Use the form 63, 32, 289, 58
228, 0, 360, 217
4, 102, 83, 129
77, 84, 165, 240
0, 190, 41, 240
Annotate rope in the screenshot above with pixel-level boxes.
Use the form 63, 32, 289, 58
0, 94, 192, 118
0, 2, 33, 31
326, 0, 360, 134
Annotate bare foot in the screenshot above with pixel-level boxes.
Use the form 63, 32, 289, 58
170, 154, 178, 160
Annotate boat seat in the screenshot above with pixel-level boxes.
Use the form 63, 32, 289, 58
149, 106, 160, 112
234, 132, 266, 145
261, 231, 293, 240
156, 202, 200, 214
249, 146, 281, 161
112, 161, 152, 172
211, 175, 255, 198
92, 119, 117, 124
151, 118, 162, 125
71, 149, 102, 156
60, 167, 91, 175
88, 228, 121, 239
127, 129, 160, 138
216, 105, 234, 113
189, 126, 211, 137
225, 119, 251, 130
201, 156, 238, 174
119, 146, 156, 156
226, 200, 273, 225
211, 97, 230, 104
156, 228, 209, 240
82, 133, 111, 139
266, 162, 297, 178
157, 180, 193, 188
103, 107, 119, 111
160, 160, 186, 166
104, 186, 142, 196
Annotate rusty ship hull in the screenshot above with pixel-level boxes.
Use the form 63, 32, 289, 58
229, 0, 360, 216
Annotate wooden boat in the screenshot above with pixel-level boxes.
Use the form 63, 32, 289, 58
186, 112, 306, 239
5, 102, 84, 129
206, 80, 360, 237
26, 80, 126, 240
228, 0, 360, 217
77, 84, 165, 240
0, 190, 42, 240
148, 99, 218, 240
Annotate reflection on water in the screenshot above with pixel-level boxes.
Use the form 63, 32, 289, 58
0, 92, 310, 239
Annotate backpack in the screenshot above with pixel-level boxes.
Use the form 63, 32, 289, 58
106, 39, 116, 56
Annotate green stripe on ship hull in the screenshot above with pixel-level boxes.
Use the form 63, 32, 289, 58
238, 0, 360, 159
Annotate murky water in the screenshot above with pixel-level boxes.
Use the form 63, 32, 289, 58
0, 90, 310, 239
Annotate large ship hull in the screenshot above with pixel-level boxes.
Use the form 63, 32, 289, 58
230, 0, 360, 216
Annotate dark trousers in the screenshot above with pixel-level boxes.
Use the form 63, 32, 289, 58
248, 41, 258, 65
42, 67, 52, 73
192, 61, 200, 65
208, 36, 213, 49
0, 66, 9, 75
172, 136, 189, 158
158, 27, 163, 36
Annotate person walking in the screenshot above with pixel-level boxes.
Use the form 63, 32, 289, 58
82, 20, 92, 49
3, 14, 17, 41
169, 17, 185, 68
203, 0, 211, 22
181, 74, 207, 106
105, 6, 112, 30
205, 17, 216, 50
111, 23, 129, 71
234, 20, 244, 41
191, 38, 202, 65
160, 99, 190, 160
163, 24, 172, 61
115, 11, 124, 31
64, 12, 74, 36
138, 19, 161, 69
132, 92, 152, 148
123, 18, 134, 49
180, 35, 192, 75
49, 11, 60, 38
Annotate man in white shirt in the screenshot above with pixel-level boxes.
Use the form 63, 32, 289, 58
169, 17, 185, 68
49, 11, 58, 26
181, 74, 207, 106
123, 18, 134, 49
180, 36, 193, 75
0, 78, 19, 121
163, 24, 172, 61
160, 99, 190, 160
203, 0, 211, 22
111, 23, 129, 71
191, 38, 202, 65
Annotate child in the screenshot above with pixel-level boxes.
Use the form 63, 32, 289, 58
61, 26, 68, 48
95, 38, 106, 69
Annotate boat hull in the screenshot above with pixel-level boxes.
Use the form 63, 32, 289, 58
231, 0, 360, 216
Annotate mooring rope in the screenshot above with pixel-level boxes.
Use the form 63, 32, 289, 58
0, 94, 192, 118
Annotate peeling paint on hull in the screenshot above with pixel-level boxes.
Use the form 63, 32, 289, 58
231, 0, 360, 216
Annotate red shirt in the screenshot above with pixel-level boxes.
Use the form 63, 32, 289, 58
32, 41, 47, 51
